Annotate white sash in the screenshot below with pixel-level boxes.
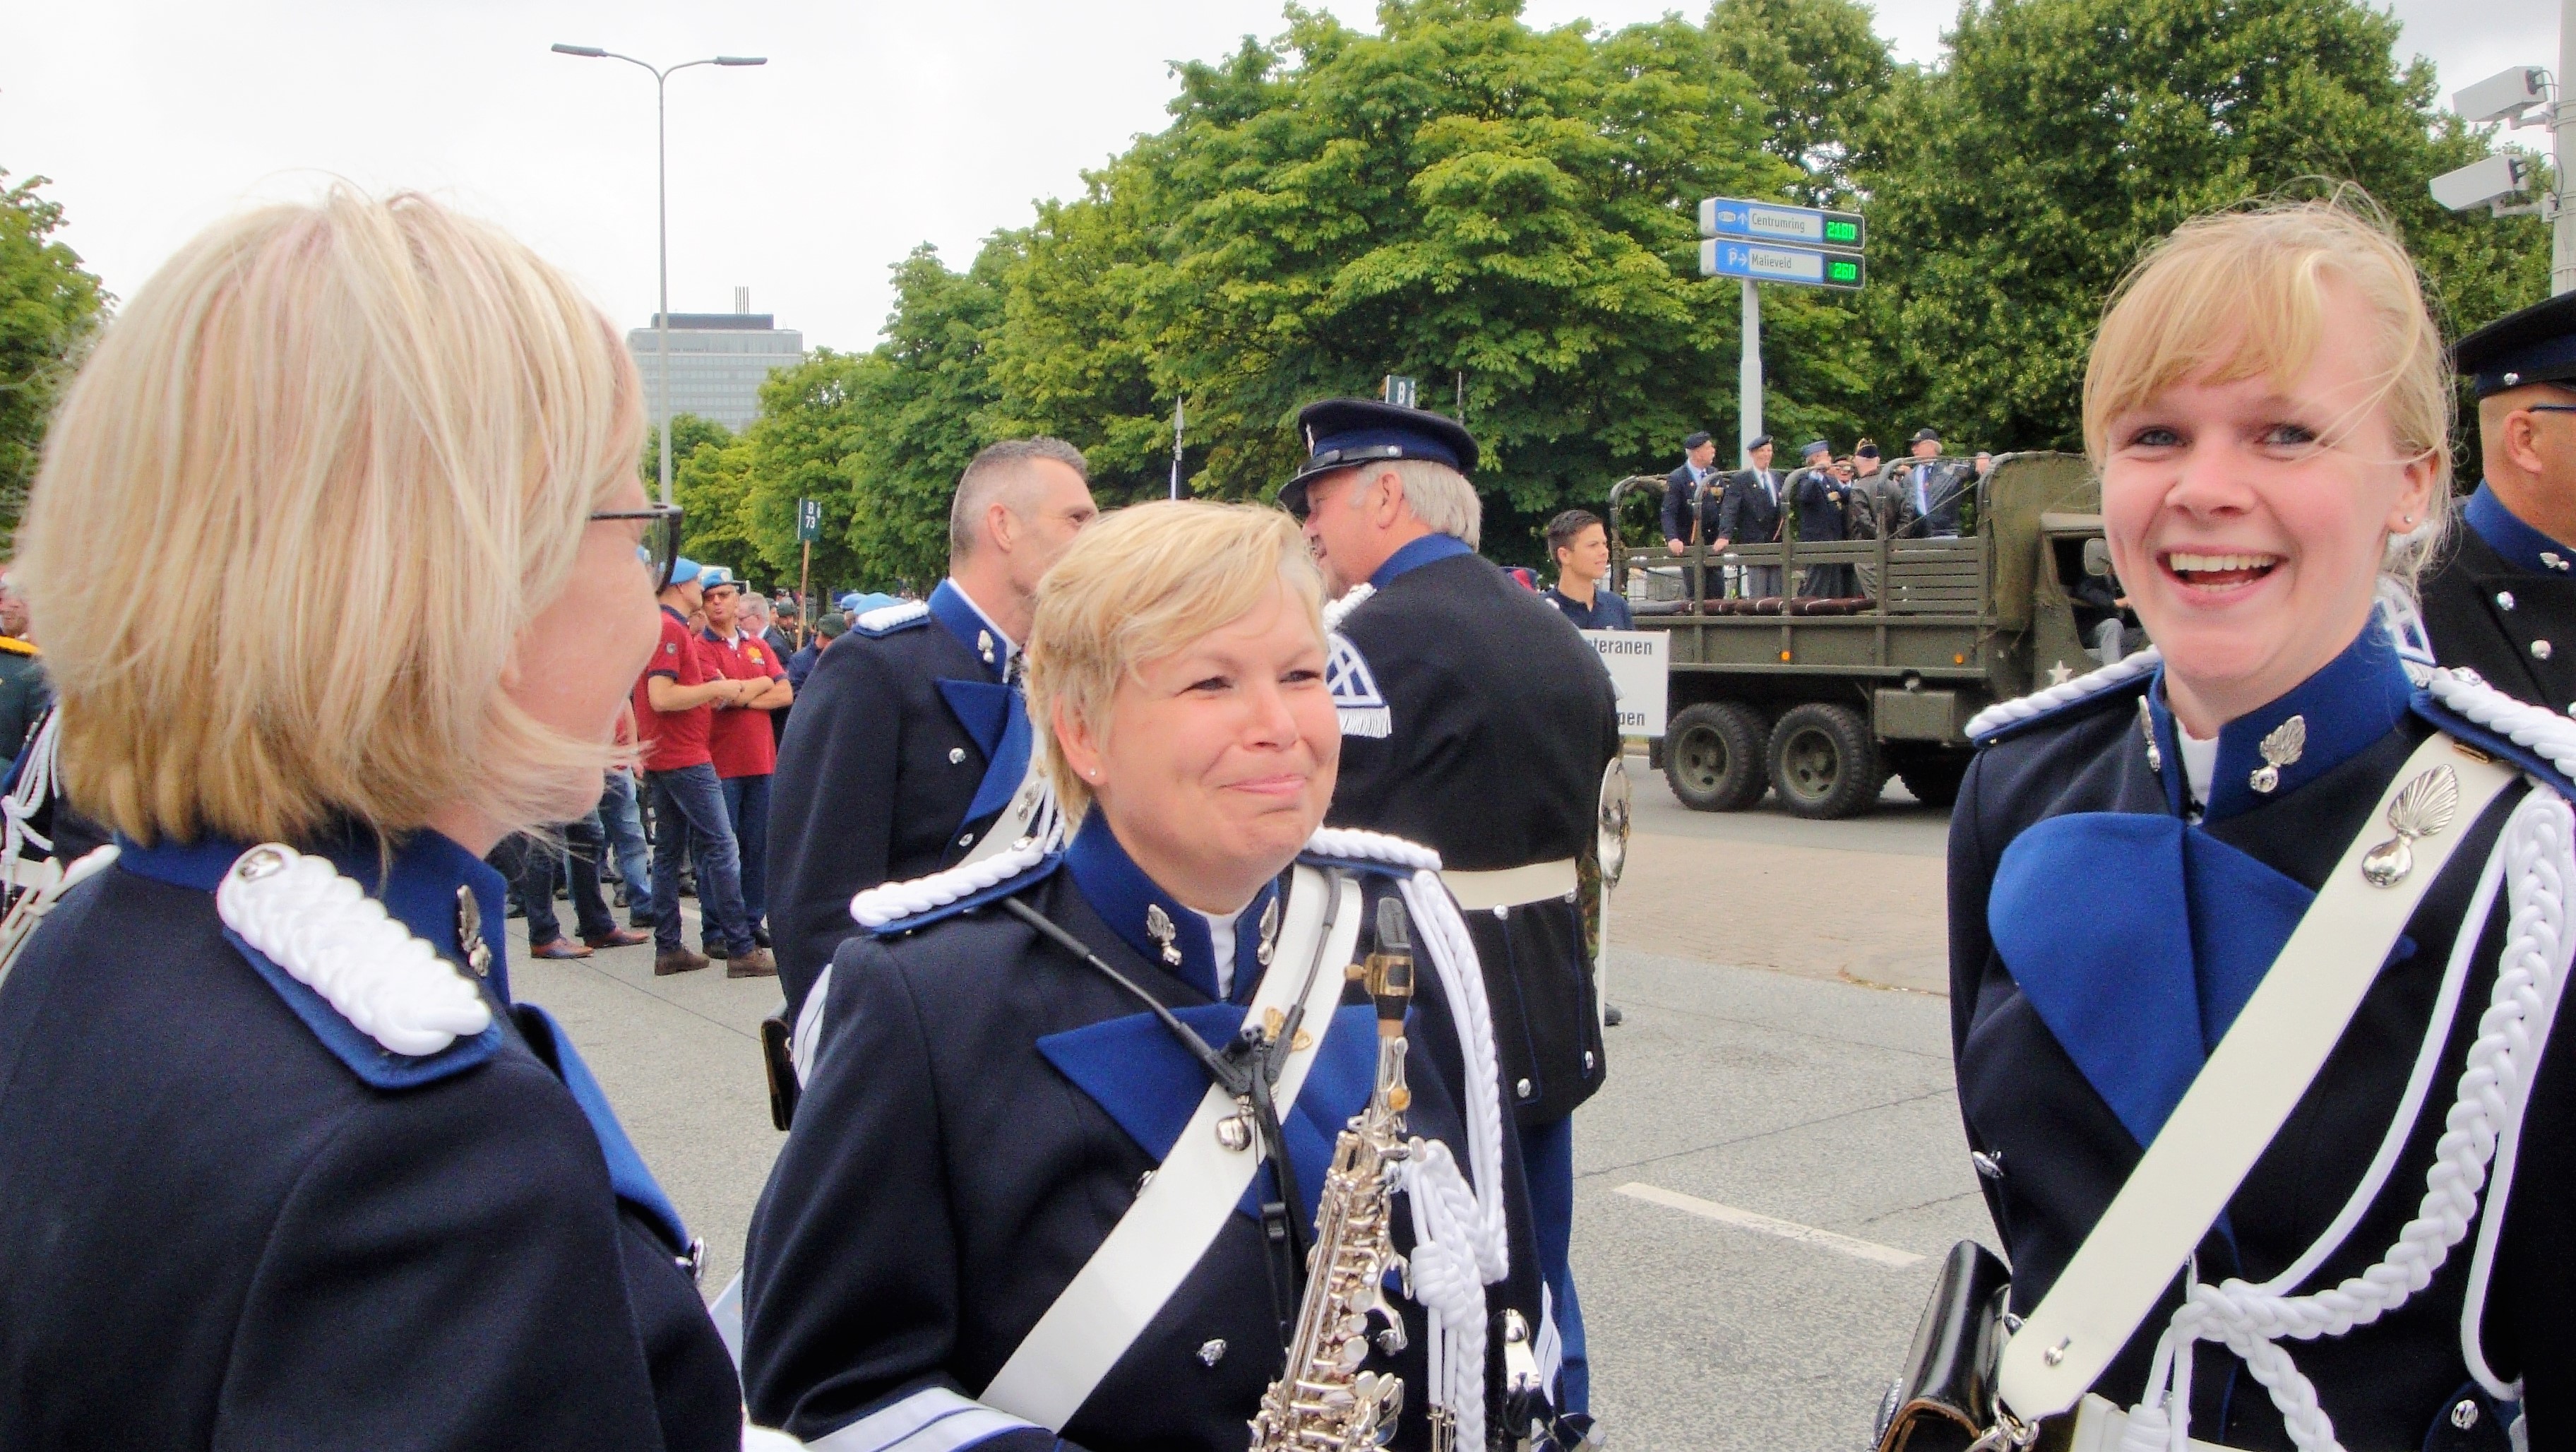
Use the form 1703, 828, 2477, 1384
979, 863, 1364, 1429
1998, 732, 2516, 1419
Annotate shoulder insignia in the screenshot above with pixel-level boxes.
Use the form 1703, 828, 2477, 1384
852, 600, 931, 637
1301, 825, 1442, 879
1326, 632, 1391, 739
1965, 648, 2163, 747
0, 636, 37, 656
852, 838, 1064, 936
213, 844, 499, 1088
2417, 667, 2576, 801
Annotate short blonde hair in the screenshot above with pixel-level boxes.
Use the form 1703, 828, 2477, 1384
23, 189, 645, 846
2083, 196, 2453, 582
1026, 501, 1325, 821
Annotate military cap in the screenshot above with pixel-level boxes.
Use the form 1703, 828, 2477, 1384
1683, 430, 1713, 450
2455, 290, 2576, 398
1912, 427, 1942, 445
1277, 398, 1479, 517
1745, 433, 1775, 451
1800, 439, 1832, 458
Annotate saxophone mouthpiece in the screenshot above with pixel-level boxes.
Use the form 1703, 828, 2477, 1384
1368, 897, 1414, 1034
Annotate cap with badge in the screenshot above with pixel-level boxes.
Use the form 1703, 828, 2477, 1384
2455, 289, 2576, 398
1277, 398, 1480, 518
698, 566, 738, 595
1683, 430, 1713, 450
1745, 433, 1775, 452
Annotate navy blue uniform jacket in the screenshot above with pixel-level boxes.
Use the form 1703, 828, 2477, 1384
0, 828, 737, 1451
1330, 538, 1621, 1126
1950, 626, 2576, 1448
741, 818, 1552, 1450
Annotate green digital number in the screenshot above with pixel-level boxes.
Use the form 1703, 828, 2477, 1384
1825, 220, 1858, 243
1829, 261, 1859, 282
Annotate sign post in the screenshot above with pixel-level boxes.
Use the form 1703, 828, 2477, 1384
1581, 630, 1669, 738
794, 497, 822, 647
1699, 198, 1866, 461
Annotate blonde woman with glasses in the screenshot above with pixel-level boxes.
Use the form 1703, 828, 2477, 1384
0, 192, 739, 1449
1912, 200, 2576, 1452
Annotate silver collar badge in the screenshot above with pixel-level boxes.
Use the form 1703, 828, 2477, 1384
1255, 895, 1279, 967
2136, 696, 2162, 775
2249, 715, 2305, 794
2361, 765, 2460, 887
455, 885, 493, 978
977, 629, 996, 666
1145, 903, 1183, 966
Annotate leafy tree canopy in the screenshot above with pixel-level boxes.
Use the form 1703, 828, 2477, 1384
0, 172, 107, 532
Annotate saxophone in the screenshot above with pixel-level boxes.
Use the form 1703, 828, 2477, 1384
1250, 895, 1448, 1452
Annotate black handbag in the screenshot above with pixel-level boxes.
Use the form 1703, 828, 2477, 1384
1870, 1241, 2015, 1452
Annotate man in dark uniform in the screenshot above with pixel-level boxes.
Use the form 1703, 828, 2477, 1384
1789, 439, 1858, 597
1281, 398, 1622, 1424
766, 437, 1098, 1023
2419, 290, 2576, 710
1659, 429, 1721, 554
1714, 434, 1787, 597
1892, 427, 1969, 538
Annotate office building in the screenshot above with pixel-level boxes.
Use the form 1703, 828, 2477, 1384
627, 287, 806, 431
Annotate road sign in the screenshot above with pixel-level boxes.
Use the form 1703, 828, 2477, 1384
1698, 197, 1865, 253
796, 497, 822, 543
1700, 239, 1865, 292
1383, 375, 1418, 408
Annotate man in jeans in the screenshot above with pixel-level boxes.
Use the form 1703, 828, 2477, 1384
698, 569, 791, 963
632, 558, 771, 977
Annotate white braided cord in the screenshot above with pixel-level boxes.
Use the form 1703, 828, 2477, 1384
848, 799, 1067, 930
854, 599, 929, 633
1, 703, 61, 859
214, 844, 493, 1057
2118, 780, 2575, 1452
2427, 668, 2576, 780
1962, 648, 2162, 741
1323, 583, 1377, 633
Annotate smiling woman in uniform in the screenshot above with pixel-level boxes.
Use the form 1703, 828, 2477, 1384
1939, 199, 2576, 1450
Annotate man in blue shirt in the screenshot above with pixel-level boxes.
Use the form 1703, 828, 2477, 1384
1542, 509, 1633, 630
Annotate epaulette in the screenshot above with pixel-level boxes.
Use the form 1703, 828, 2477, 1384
1322, 583, 1377, 633
0, 636, 37, 657
213, 844, 500, 1089
1964, 648, 2163, 747
851, 599, 931, 637
2416, 667, 2576, 801
852, 838, 1064, 936
1300, 825, 1441, 879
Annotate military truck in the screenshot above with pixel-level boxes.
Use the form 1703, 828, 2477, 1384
1607, 451, 2122, 819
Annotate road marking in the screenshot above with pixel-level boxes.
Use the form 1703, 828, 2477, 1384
1615, 1182, 1926, 1268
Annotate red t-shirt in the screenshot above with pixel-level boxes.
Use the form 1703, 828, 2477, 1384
633, 607, 713, 772
702, 627, 786, 779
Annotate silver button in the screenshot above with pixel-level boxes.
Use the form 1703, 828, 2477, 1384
234, 846, 287, 881
2452, 1400, 2481, 1431
1971, 1150, 2005, 1181
2534, 639, 2554, 660
1583, 1052, 1596, 1071
958, 832, 975, 847
1515, 1078, 1533, 1099
2497, 590, 2517, 610
1198, 1338, 1227, 1367
1491, 904, 1509, 920
948, 746, 967, 764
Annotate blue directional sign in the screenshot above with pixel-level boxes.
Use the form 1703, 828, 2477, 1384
1698, 197, 1866, 253
1699, 239, 1866, 292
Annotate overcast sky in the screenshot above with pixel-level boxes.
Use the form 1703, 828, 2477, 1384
3, 1, 2555, 353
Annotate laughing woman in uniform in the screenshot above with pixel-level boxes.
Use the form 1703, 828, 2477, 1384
0, 192, 739, 1449
1948, 200, 2576, 1450
742, 501, 1570, 1451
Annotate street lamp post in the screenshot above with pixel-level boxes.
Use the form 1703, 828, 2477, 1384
552, 44, 766, 505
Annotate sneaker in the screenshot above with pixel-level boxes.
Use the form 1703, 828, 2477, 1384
583, 926, 652, 949
653, 947, 710, 977
725, 947, 777, 978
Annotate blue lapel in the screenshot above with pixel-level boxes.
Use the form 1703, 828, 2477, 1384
2465, 482, 2576, 576
513, 1004, 693, 1255
929, 578, 1009, 682
1368, 532, 1474, 591
1059, 814, 1278, 1004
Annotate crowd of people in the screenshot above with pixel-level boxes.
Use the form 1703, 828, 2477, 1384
1656, 426, 1997, 600
1, 179, 2574, 1452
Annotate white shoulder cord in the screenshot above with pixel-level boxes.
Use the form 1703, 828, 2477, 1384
215, 844, 494, 1057
1, 704, 62, 863
1323, 583, 1376, 633
2115, 721, 2575, 1452
1962, 648, 2163, 740
0, 840, 117, 995
848, 811, 1063, 930
1306, 824, 1512, 1448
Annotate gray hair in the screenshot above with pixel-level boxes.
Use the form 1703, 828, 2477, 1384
950, 436, 1090, 559
1383, 458, 1481, 552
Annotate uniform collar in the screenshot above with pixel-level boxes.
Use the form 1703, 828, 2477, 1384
1061, 812, 1279, 1005
2464, 481, 2576, 576
2143, 621, 2413, 822
117, 823, 515, 1004
1368, 532, 1475, 592
931, 578, 1015, 682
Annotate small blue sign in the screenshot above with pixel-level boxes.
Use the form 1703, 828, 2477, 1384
1698, 198, 1866, 253
1699, 239, 1866, 292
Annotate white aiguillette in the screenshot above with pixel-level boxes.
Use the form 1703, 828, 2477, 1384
215, 843, 491, 1057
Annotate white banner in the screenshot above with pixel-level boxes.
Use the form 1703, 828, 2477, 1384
1583, 630, 1668, 739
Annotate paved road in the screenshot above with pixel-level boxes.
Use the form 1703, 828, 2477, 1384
508, 767, 1979, 1451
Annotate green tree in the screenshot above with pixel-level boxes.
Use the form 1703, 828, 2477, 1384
1705, 0, 1896, 206
0, 172, 107, 530
639, 411, 732, 495
1853, 0, 2551, 455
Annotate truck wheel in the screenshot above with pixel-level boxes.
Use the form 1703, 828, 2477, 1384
1662, 703, 1767, 812
1768, 703, 1880, 819
1896, 754, 1970, 809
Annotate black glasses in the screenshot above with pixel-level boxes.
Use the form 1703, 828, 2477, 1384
592, 503, 685, 592
2522, 404, 2576, 417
